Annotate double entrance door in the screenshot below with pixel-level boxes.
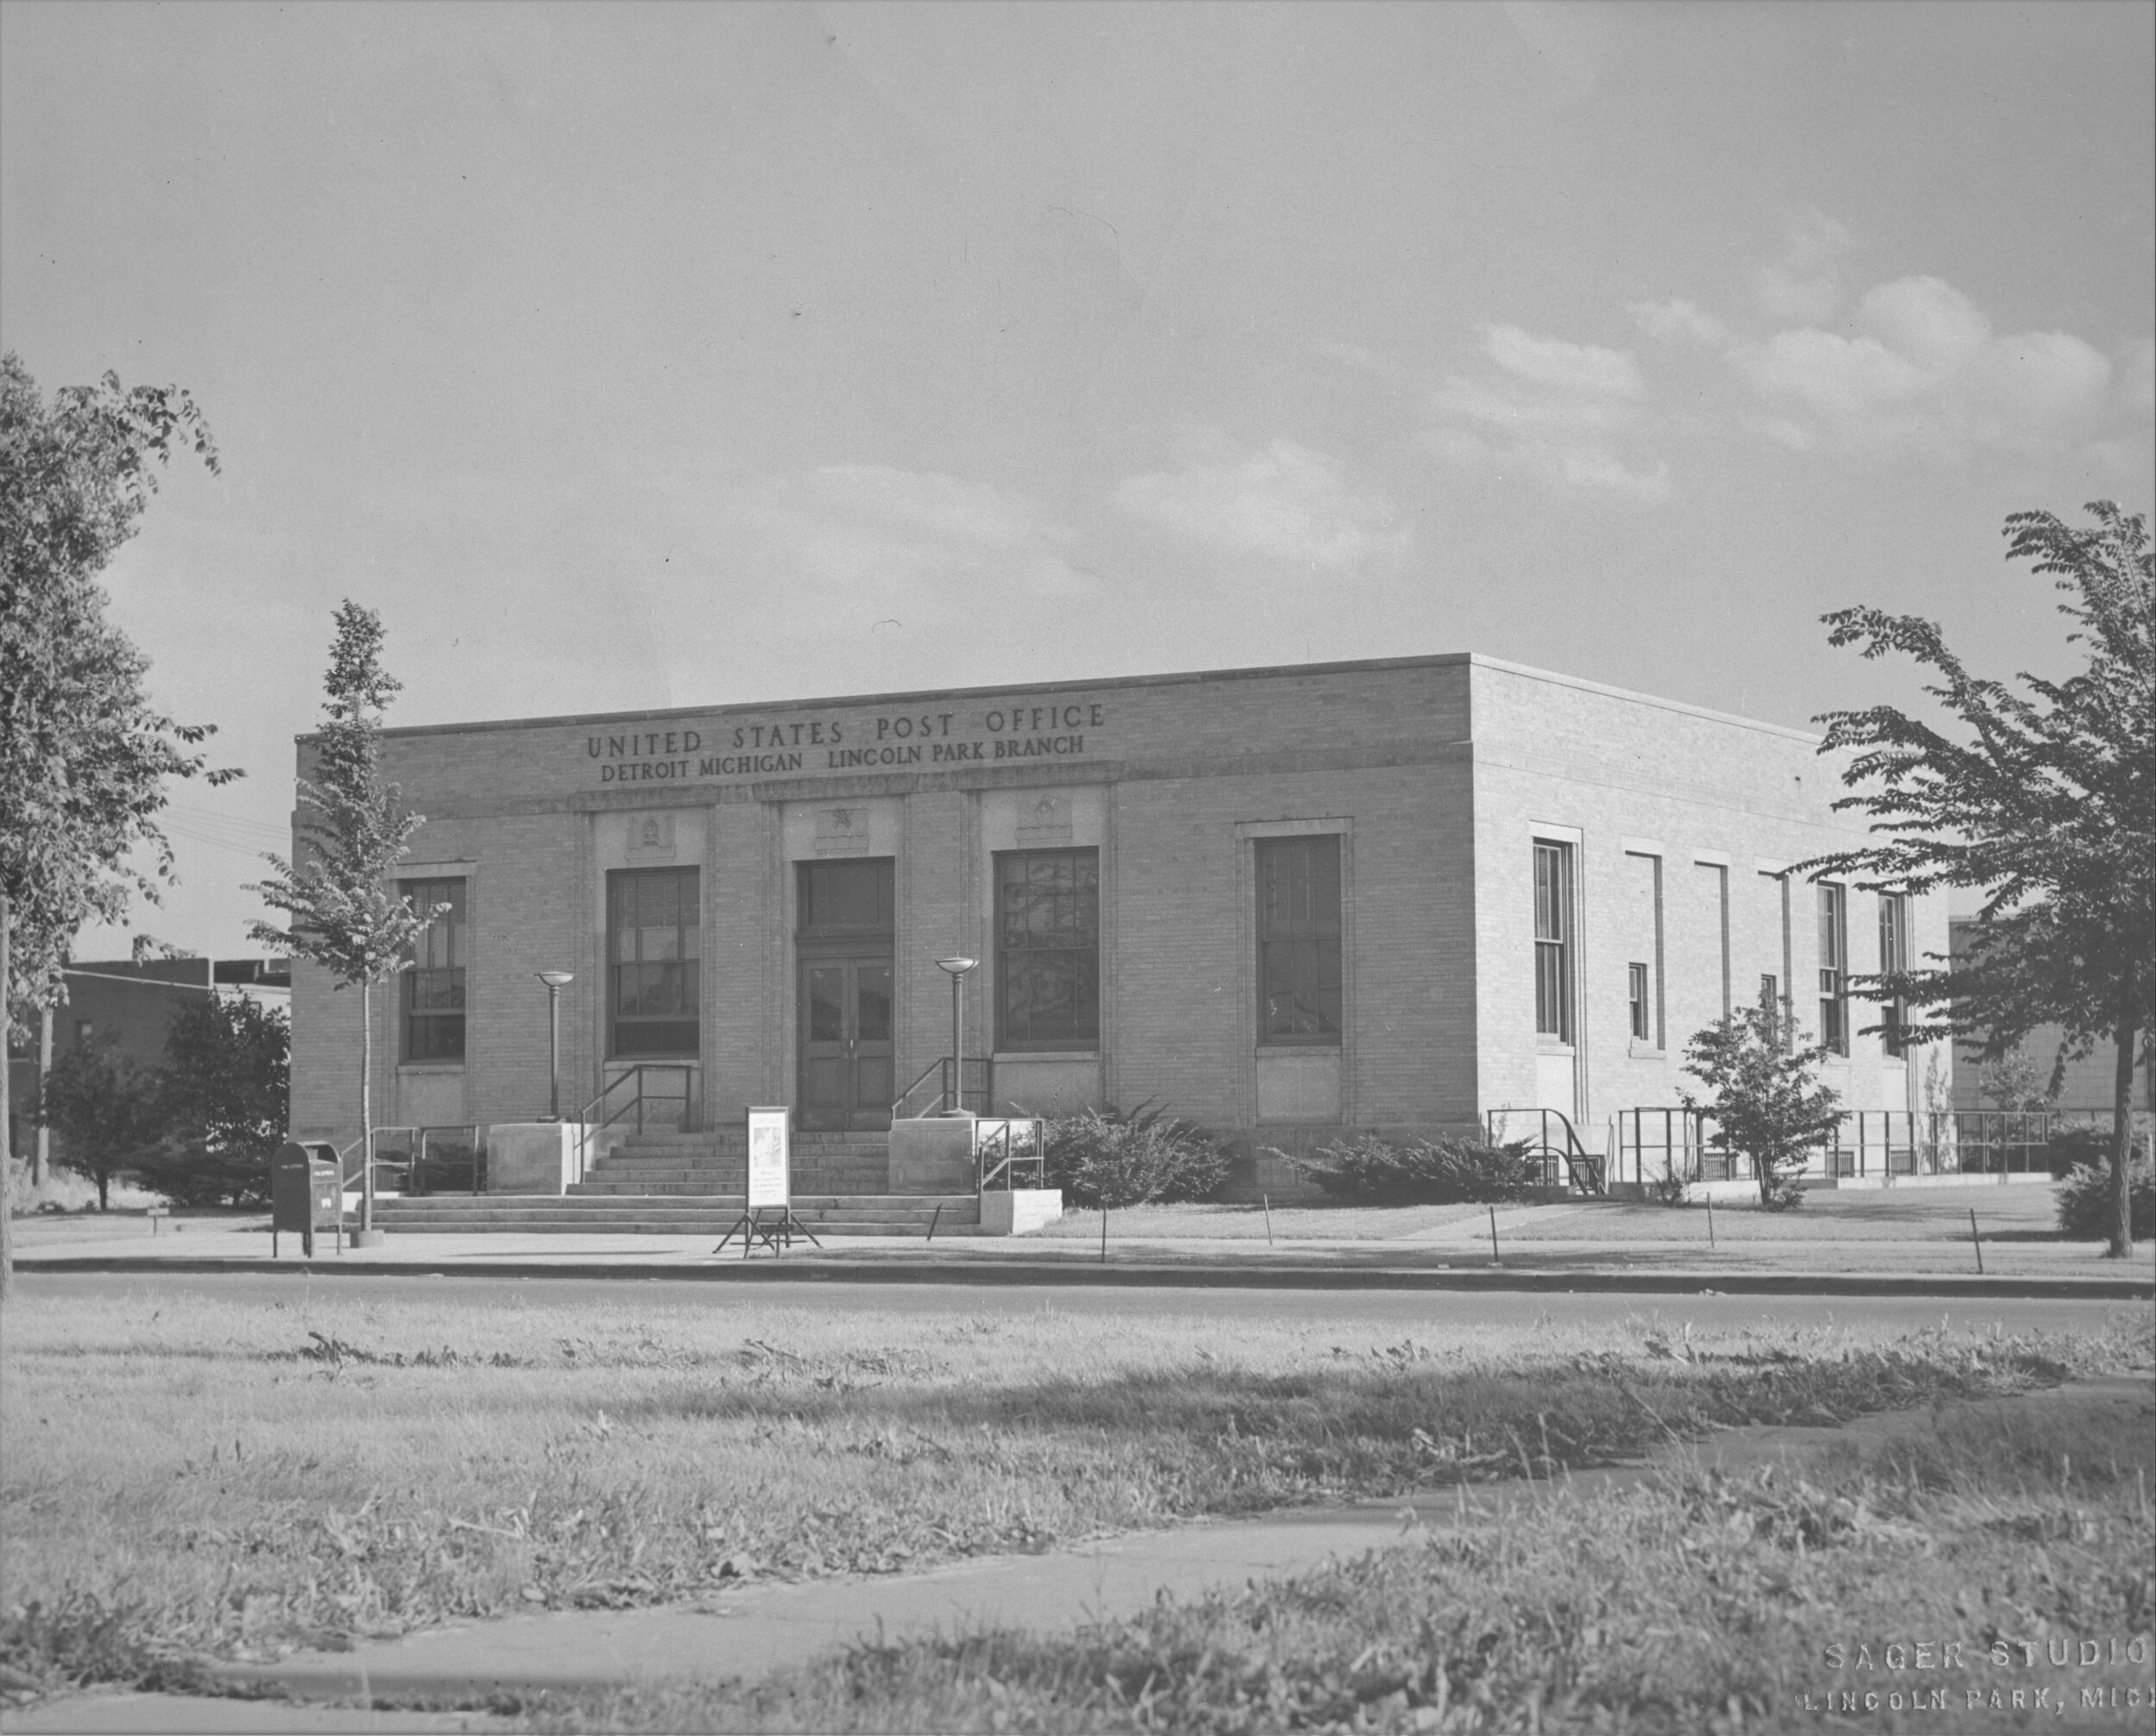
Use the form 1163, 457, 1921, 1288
796, 858, 897, 1132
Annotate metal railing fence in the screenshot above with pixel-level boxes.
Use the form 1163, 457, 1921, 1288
1482, 1106, 1607, 1194
1605, 1106, 2147, 1188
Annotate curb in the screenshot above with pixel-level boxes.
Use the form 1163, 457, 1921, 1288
12, 1254, 2153, 1300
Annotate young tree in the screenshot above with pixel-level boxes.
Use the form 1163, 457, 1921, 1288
249, 603, 437, 1242
1805, 503, 2153, 1258
2, 352, 229, 1294
1679, 1004, 1845, 1209
145, 993, 289, 1206
41, 1040, 166, 1211
1977, 1042, 2058, 1114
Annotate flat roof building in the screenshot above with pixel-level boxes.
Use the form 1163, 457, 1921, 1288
288, 653, 1946, 1198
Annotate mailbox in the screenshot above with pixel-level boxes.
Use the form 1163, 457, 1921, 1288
272, 1141, 343, 1257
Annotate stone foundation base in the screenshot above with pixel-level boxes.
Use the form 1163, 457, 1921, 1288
980, 1189, 1062, 1235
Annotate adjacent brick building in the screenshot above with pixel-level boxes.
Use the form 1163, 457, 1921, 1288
287, 654, 1946, 1194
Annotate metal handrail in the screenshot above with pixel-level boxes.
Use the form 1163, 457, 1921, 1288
975, 1117, 1045, 1192
571, 1063, 697, 1181
893, 1058, 949, 1120
892, 1056, 994, 1119
1483, 1106, 1606, 1195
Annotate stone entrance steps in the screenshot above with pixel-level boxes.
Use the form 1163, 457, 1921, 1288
572, 1128, 892, 1198
371, 1191, 979, 1237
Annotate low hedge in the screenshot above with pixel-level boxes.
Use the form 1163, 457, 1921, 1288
1042, 1104, 1230, 1210
1286, 1131, 1541, 1205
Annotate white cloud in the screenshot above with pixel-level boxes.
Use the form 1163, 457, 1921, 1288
1485, 323, 1645, 398
1631, 298, 1729, 348
723, 466, 1089, 630
1641, 250, 2143, 469
1421, 323, 1669, 500
1856, 276, 1991, 374
1729, 328, 1929, 422
1726, 274, 2123, 462
1752, 208, 1851, 323
1112, 437, 1409, 569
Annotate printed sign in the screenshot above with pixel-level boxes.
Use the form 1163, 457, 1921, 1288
745, 1106, 790, 1210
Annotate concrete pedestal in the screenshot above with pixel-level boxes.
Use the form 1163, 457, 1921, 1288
979, 1189, 1062, 1236
888, 1117, 976, 1194
486, 1122, 586, 1195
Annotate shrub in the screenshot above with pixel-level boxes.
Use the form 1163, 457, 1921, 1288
1286, 1131, 1541, 1205
1645, 1170, 1693, 1208
129, 1140, 269, 1210
2043, 1125, 2110, 1181
2054, 1160, 2156, 1241
1042, 1104, 1228, 1209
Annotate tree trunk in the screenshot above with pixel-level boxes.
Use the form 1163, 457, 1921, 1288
360, 977, 375, 1235
2105, 1012, 2138, 1261
2, 885, 15, 1300
97, 1168, 109, 1212
34, 1004, 52, 1188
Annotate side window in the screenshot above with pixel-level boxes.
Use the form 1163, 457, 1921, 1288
1817, 883, 1848, 1056
400, 877, 467, 1061
1877, 893, 1908, 1056
1257, 836, 1342, 1044
1533, 842, 1573, 1042
1623, 850, 1664, 1050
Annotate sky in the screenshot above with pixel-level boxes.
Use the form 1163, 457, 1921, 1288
3, 0, 2151, 960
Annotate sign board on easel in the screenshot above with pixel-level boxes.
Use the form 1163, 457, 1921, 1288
745, 1106, 789, 1209
713, 1106, 820, 1257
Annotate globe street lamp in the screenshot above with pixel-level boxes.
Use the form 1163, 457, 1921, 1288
934, 956, 977, 1114
536, 971, 574, 1120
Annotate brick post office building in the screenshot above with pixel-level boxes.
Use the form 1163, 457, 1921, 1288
288, 653, 1947, 1197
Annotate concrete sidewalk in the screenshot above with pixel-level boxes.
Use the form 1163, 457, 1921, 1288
9, 1211, 2153, 1298
11, 1376, 2147, 1733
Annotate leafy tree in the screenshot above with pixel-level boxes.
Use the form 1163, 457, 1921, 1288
141, 993, 288, 1207
1679, 1005, 1845, 1209
2, 352, 228, 1294
1977, 1042, 2058, 1114
40, 1040, 166, 1211
249, 603, 437, 1240
1805, 503, 2153, 1258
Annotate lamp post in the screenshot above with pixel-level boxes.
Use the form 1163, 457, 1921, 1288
934, 956, 977, 1114
536, 971, 574, 1120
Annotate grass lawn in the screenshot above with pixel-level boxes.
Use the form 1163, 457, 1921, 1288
1029, 1181, 2116, 1250
1033, 1200, 1494, 1241
1516, 1183, 2069, 1242
569, 1380, 2156, 1733
2, 1286, 2148, 1712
